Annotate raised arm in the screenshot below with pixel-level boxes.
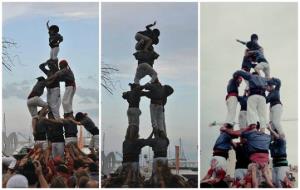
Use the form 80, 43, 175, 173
46, 20, 50, 30
236, 39, 246, 45
267, 124, 280, 139
233, 70, 251, 81
39, 62, 50, 76
146, 21, 156, 30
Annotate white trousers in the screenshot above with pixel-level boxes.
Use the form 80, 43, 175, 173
247, 95, 267, 129
272, 166, 289, 188
35, 140, 48, 150
127, 107, 141, 127
270, 104, 284, 136
65, 137, 77, 145
27, 96, 48, 118
152, 157, 168, 184
238, 110, 247, 129
150, 104, 165, 133
134, 63, 157, 84
47, 87, 61, 118
234, 168, 248, 181
89, 135, 99, 150
50, 47, 59, 60
62, 86, 76, 114
52, 142, 65, 159
225, 96, 238, 125
255, 62, 270, 78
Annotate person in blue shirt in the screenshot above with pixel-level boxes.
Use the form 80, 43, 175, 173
266, 78, 284, 136
221, 123, 274, 188
237, 34, 270, 78
233, 70, 273, 131
224, 76, 242, 127
267, 124, 292, 188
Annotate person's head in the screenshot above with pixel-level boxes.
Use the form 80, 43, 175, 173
153, 29, 160, 37
250, 33, 258, 42
47, 59, 59, 71
74, 159, 85, 171
86, 180, 99, 188
88, 162, 98, 173
266, 85, 274, 92
49, 25, 59, 34
78, 176, 90, 188
256, 122, 260, 130
236, 76, 243, 85
75, 112, 87, 122
129, 83, 139, 90
75, 170, 89, 186
164, 85, 174, 96
50, 176, 67, 188
224, 123, 234, 130
67, 176, 77, 188
20, 160, 38, 187
125, 125, 139, 140
36, 76, 45, 82
6, 174, 29, 188
59, 59, 69, 69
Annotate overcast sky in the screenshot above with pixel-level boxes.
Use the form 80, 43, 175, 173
200, 2, 298, 177
3, 2, 99, 139
102, 2, 198, 161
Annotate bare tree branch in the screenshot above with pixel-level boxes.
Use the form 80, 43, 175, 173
101, 63, 118, 95
2, 38, 19, 71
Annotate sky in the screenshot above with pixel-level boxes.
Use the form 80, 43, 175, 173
200, 3, 298, 177
3, 2, 99, 140
101, 2, 198, 161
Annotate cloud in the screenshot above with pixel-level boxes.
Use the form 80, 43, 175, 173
75, 86, 99, 103
3, 80, 31, 99
79, 97, 93, 104
3, 2, 99, 22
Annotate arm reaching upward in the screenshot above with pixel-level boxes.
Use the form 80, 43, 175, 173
146, 21, 156, 30
46, 20, 50, 30
236, 39, 246, 45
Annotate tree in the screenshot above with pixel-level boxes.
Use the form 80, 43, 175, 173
2, 38, 18, 71
101, 63, 118, 94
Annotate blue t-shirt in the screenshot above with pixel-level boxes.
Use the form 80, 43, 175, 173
241, 130, 271, 154
213, 132, 233, 151
270, 138, 287, 158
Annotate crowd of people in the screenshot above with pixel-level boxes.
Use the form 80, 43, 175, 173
101, 22, 195, 188
201, 34, 293, 188
2, 21, 99, 188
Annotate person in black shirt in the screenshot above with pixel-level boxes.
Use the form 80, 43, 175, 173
47, 20, 63, 60
46, 60, 76, 116
27, 76, 48, 134
39, 59, 61, 119
135, 21, 160, 52
133, 50, 159, 85
63, 113, 78, 146
122, 125, 148, 187
147, 130, 170, 186
141, 80, 174, 136
72, 112, 99, 154
232, 141, 250, 185
34, 109, 49, 150
122, 83, 145, 128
